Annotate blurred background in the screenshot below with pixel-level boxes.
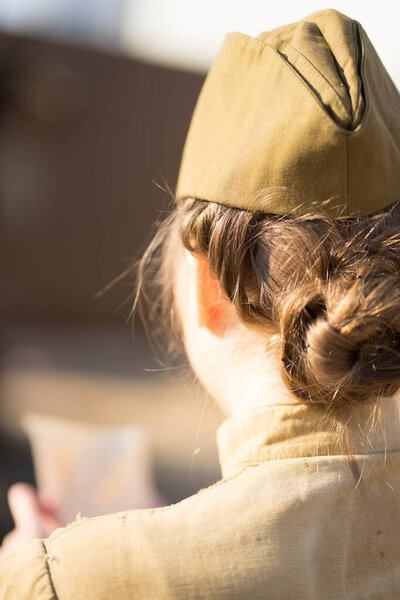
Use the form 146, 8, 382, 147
0, 0, 399, 540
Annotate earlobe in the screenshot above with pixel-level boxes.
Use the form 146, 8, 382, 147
195, 256, 227, 336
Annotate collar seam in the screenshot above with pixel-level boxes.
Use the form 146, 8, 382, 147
232, 448, 400, 467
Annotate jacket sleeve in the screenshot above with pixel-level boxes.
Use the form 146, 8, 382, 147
0, 511, 147, 600
0, 538, 57, 599
0, 501, 211, 599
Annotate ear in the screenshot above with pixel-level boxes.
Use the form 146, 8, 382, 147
195, 255, 229, 336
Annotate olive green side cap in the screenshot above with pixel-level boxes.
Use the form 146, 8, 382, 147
176, 9, 400, 217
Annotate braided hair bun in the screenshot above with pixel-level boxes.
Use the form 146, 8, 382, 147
178, 200, 400, 409
273, 220, 400, 407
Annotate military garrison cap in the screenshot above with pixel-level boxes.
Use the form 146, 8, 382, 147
176, 9, 400, 217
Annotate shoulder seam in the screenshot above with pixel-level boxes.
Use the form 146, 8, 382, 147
41, 541, 58, 600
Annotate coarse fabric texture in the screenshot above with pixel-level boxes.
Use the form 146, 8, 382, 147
176, 9, 400, 217
1, 395, 400, 599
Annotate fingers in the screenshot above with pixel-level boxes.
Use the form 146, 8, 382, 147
0, 483, 63, 559
8, 483, 62, 537
8, 483, 42, 537
0, 528, 29, 558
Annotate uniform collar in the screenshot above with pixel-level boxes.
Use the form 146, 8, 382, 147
217, 396, 400, 479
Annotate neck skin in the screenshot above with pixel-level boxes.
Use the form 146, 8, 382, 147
174, 247, 300, 417
189, 323, 300, 417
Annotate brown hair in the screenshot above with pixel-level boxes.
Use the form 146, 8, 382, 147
135, 197, 400, 414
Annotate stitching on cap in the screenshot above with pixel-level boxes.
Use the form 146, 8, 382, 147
41, 541, 58, 600
346, 23, 370, 136
228, 32, 354, 134
263, 31, 350, 121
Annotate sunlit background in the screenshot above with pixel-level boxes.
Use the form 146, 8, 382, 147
0, 1, 399, 80
0, 0, 398, 539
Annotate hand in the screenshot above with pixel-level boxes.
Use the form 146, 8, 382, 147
0, 483, 62, 558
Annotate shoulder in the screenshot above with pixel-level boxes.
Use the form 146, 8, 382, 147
0, 471, 249, 600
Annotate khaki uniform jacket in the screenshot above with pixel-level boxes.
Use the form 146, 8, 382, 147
1, 395, 400, 599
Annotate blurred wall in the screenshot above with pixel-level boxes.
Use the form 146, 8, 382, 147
0, 30, 204, 327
